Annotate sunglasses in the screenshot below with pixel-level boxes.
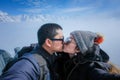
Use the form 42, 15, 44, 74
64, 37, 72, 44
50, 37, 64, 42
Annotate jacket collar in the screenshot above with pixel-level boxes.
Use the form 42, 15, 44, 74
33, 45, 55, 66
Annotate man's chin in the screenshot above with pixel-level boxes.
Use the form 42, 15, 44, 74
58, 50, 63, 52
57, 49, 63, 52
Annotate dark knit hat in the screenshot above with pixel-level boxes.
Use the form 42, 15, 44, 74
71, 30, 97, 55
70, 30, 109, 62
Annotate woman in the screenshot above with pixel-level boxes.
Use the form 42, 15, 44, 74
60, 30, 120, 80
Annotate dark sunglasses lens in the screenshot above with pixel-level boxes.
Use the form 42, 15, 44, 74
51, 38, 64, 42
65, 37, 71, 44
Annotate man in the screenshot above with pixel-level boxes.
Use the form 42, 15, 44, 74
0, 23, 64, 80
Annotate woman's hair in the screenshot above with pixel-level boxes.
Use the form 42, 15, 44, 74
108, 61, 120, 74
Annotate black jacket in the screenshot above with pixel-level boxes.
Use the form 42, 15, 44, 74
62, 56, 120, 80
55, 50, 120, 80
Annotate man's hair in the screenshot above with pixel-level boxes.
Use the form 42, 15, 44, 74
37, 23, 63, 46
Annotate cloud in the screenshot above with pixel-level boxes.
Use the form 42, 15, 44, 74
13, 0, 47, 8
12, 0, 50, 14
22, 8, 44, 14
0, 10, 40, 23
0, 10, 70, 23
26, 0, 42, 7
59, 7, 93, 14
0, 10, 16, 23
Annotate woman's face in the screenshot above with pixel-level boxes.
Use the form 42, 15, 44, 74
63, 35, 79, 54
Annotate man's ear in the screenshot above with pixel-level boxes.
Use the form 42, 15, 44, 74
45, 38, 52, 47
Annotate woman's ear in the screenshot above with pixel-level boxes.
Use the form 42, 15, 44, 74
45, 38, 52, 47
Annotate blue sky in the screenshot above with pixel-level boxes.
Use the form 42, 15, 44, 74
0, 0, 120, 65
0, 0, 120, 16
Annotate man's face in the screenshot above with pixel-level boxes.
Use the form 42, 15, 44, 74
51, 29, 64, 52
